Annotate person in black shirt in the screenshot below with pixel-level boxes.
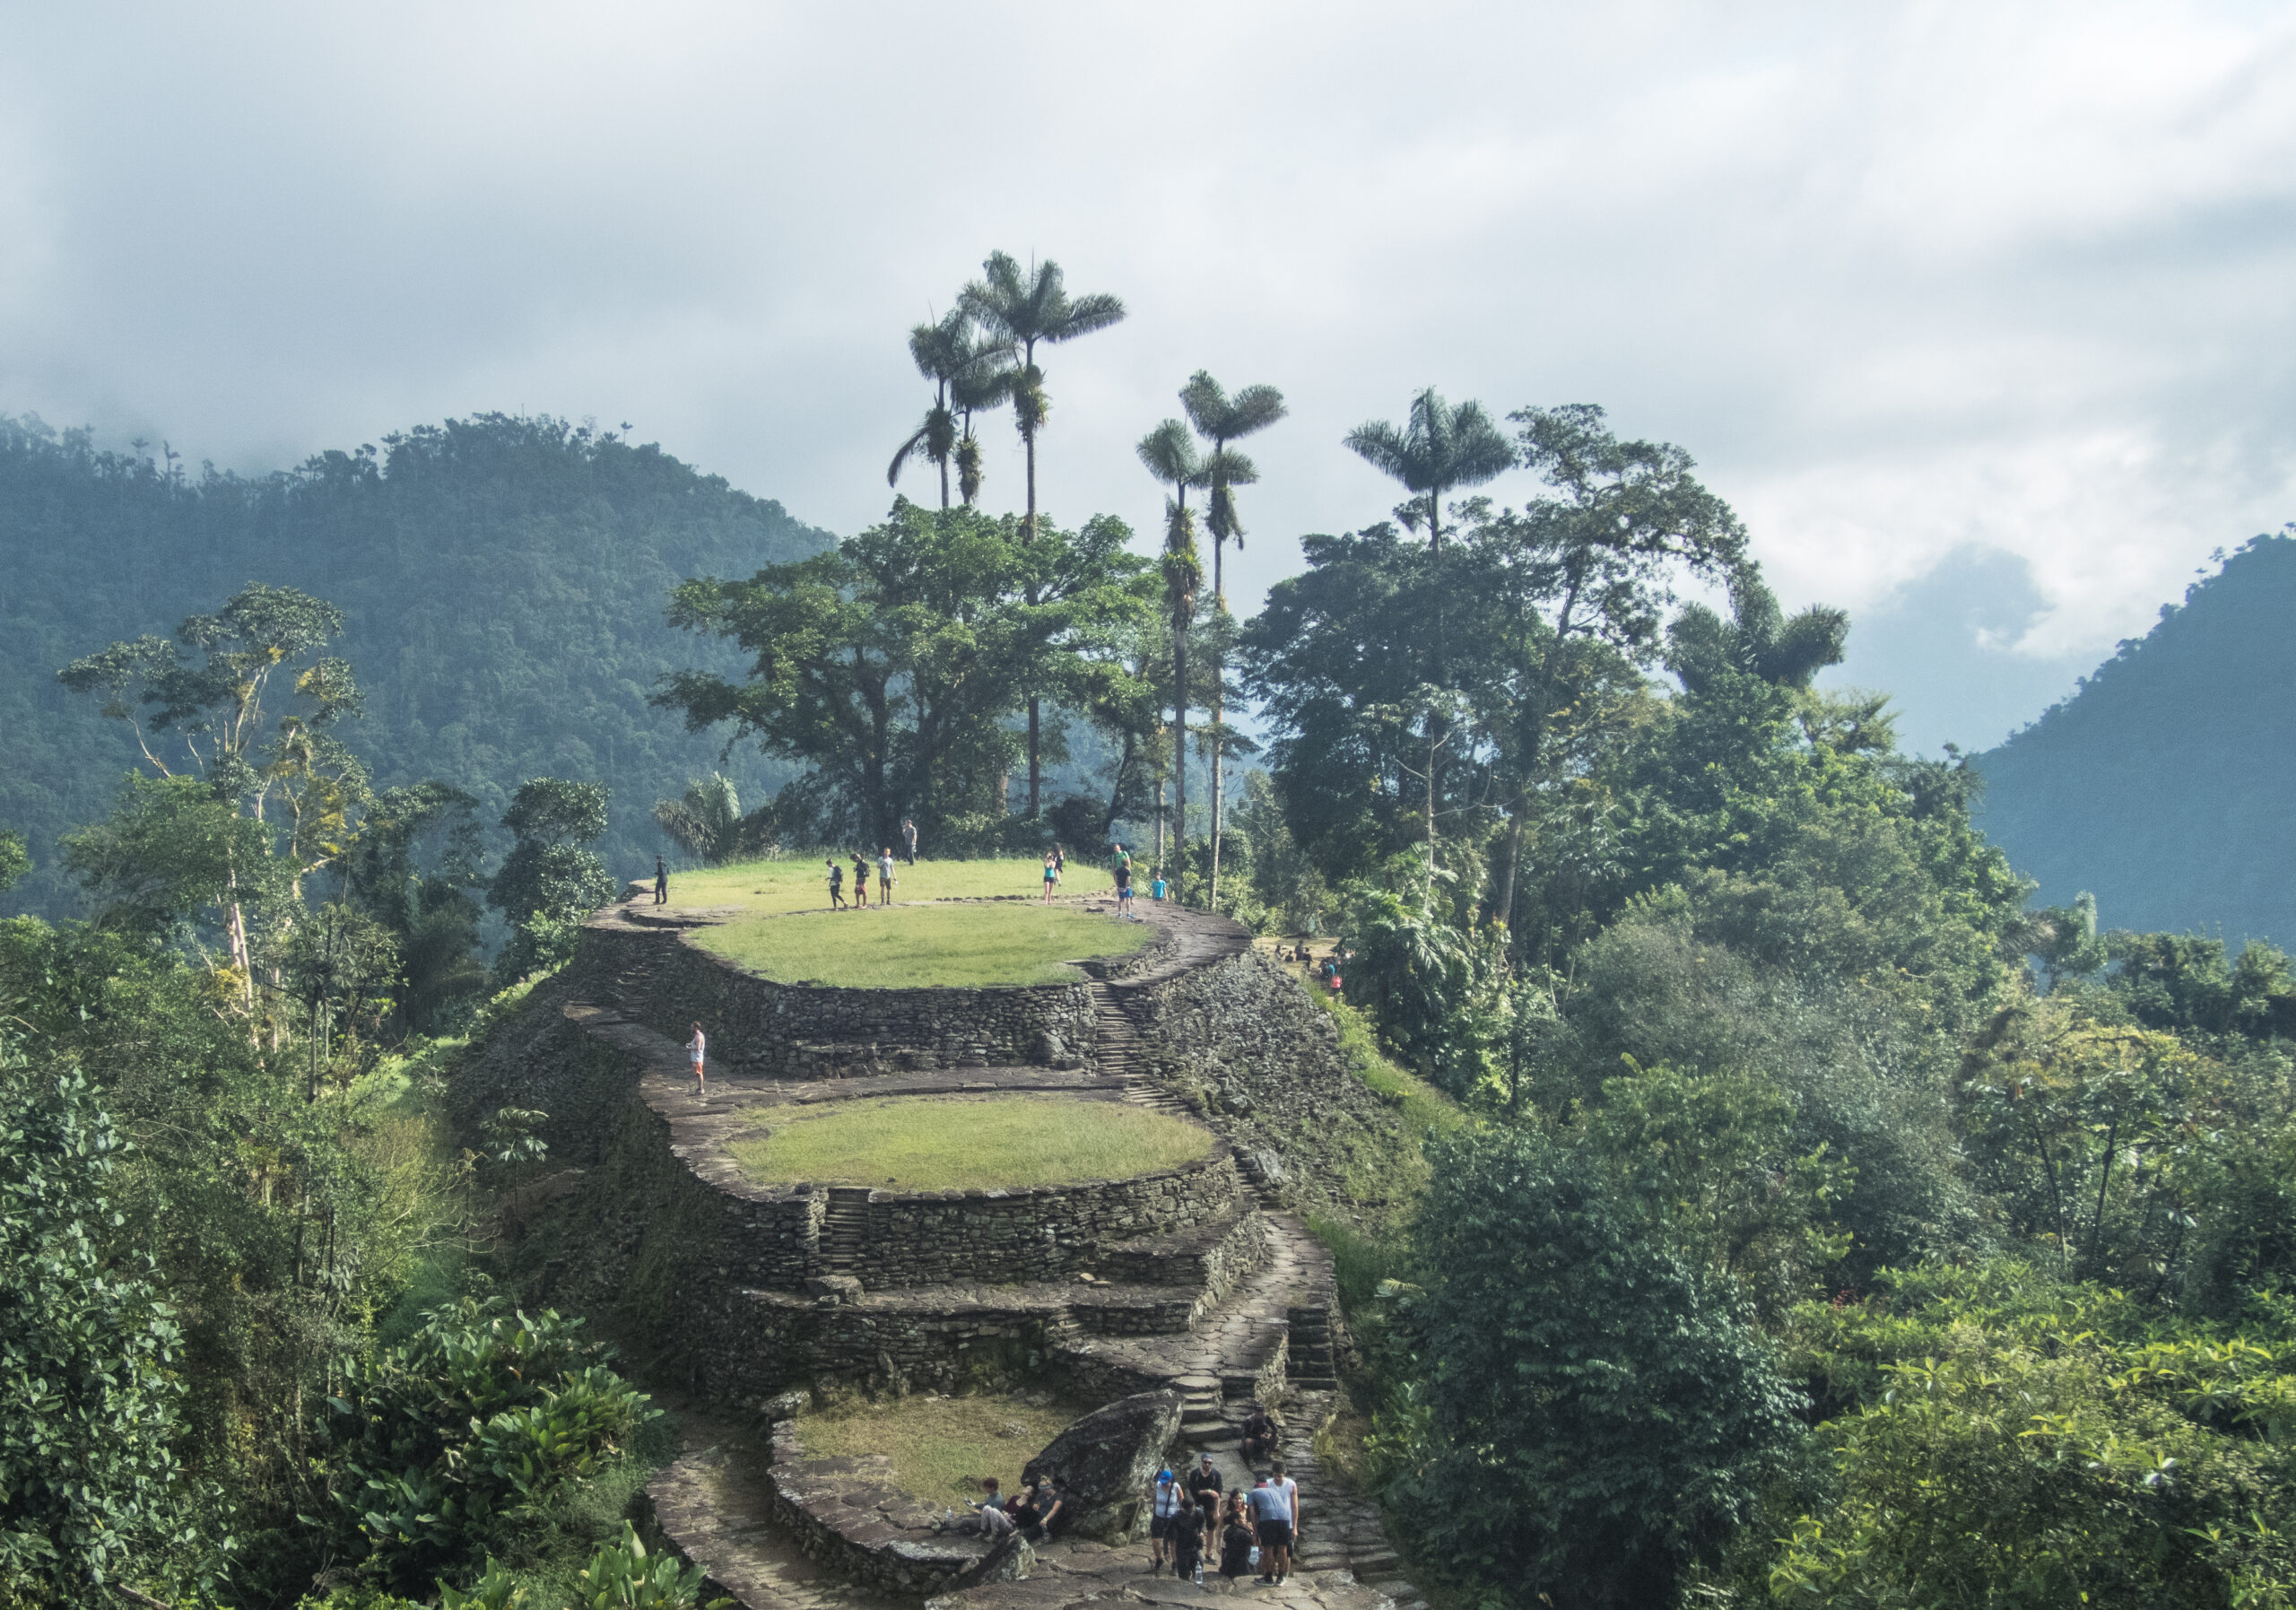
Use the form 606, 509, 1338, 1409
1187, 1454, 1223, 1516
1168, 1487, 1205, 1580
1218, 1492, 1257, 1580
1241, 1404, 1277, 1464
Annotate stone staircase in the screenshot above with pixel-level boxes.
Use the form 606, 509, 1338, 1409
819, 1188, 871, 1276
1091, 980, 1189, 1118
1285, 1303, 1338, 1390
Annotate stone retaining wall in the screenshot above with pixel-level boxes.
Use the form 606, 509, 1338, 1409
578, 914, 1102, 1076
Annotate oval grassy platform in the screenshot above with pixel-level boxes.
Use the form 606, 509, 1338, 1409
656, 855, 1065, 915
727, 1093, 1210, 1191
793, 1392, 1086, 1502
691, 901, 1153, 988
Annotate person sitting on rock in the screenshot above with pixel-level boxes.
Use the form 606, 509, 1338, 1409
969, 1478, 1015, 1537
1027, 1480, 1064, 1541
1241, 1403, 1278, 1464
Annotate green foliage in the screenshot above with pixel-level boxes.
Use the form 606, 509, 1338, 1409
656, 500, 1151, 847
1387, 1125, 1805, 1607
1757, 1262, 2296, 1607
648, 775, 773, 866
0, 1031, 196, 1604
0, 833, 25, 893
563, 1523, 726, 1610
329, 1299, 653, 1595
489, 781, 614, 981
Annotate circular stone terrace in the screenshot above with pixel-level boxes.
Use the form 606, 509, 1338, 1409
552, 880, 1420, 1608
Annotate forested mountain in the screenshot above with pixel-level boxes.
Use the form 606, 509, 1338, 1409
1975, 528, 2296, 946
0, 413, 831, 916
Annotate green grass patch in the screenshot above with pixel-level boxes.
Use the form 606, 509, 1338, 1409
728, 1093, 1210, 1190
793, 1394, 1082, 1503
692, 901, 1152, 988
658, 854, 1090, 914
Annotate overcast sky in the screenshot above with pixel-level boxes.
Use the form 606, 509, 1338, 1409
4, 1, 2292, 755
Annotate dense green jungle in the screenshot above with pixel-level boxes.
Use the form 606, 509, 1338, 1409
7, 252, 2296, 1610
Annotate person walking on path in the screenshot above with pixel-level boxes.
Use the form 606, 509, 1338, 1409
1114, 857, 1134, 918
687, 1021, 707, 1094
1146, 1466, 1179, 1575
828, 857, 845, 909
878, 848, 896, 906
1151, 867, 1167, 902
654, 855, 668, 906
1052, 841, 1066, 884
901, 816, 918, 866
1168, 1487, 1205, 1584
1040, 850, 1058, 904
852, 851, 873, 908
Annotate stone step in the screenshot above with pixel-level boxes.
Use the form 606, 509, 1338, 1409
1182, 1426, 1240, 1449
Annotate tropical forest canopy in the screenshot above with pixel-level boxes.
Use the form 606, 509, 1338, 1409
4, 248, 2296, 1610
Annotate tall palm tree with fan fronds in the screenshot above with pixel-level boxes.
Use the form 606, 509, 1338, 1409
1137, 418, 1204, 903
1180, 371, 1286, 910
1344, 387, 1514, 549
951, 353, 1017, 507
962, 252, 1127, 814
889, 310, 1013, 509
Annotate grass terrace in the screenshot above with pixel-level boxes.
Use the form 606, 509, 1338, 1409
793, 1393, 1084, 1504
728, 1093, 1210, 1191
691, 901, 1152, 988
652, 855, 1098, 915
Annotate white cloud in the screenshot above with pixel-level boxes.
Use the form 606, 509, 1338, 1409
2, 0, 2293, 727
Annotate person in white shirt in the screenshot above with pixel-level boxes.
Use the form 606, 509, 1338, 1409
687, 1022, 707, 1092
1146, 1466, 1181, 1575
1270, 1459, 1300, 1554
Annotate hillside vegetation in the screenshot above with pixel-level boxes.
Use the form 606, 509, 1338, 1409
1976, 528, 2296, 946
0, 411, 831, 918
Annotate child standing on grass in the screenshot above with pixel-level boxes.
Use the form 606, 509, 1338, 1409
687, 1022, 707, 1093
878, 848, 896, 906
852, 851, 873, 908
828, 857, 845, 909
1041, 851, 1058, 904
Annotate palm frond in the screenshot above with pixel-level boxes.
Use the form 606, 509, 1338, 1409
1136, 419, 1202, 488
887, 422, 931, 488
1046, 291, 1126, 343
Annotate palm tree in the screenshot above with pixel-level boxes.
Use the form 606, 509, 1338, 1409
1344, 387, 1514, 549
653, 774, 771, 866
1137, 418, 1204, 904
962, 252, 1127, 814
887, 311, 968, 508
951, 354, 1017, 507
1180, 371, 1287, 911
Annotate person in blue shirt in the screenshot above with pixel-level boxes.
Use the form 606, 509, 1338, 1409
1151, 867, 1167, 901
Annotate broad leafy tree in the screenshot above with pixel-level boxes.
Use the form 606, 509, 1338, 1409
657, 500, 1146, 848
488, 778, 614, 979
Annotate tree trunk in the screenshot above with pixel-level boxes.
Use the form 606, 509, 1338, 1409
1027, 698, 1041, 818
939, 455, 949, 509
1494, 802, 1527, 939
1209, 538, 1224, 913
1425, 727, 1439, 879
1024, 406, 1040, 817
1172, 623, 1188, 906
1154, 777, 1165, 866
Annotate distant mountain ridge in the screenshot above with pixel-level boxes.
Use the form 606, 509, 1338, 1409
0, 412, 834, 918
1974, 528, 2296, 947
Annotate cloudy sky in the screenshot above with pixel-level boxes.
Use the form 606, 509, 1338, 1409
4, 1, 2292, 754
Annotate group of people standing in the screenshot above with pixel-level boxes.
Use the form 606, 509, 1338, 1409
828, 847, 900, 909
1147, 1444, 1300, 1587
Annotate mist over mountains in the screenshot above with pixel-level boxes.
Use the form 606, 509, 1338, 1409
0, 412, 831, 917
1974, 528, 2296, 950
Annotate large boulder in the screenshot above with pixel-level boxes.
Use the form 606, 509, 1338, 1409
1022, 1390, 1184, 1542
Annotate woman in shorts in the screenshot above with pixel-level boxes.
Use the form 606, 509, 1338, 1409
1041, 851, 1058, 904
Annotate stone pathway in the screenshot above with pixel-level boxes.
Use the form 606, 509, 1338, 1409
648, 1421, 908, 1610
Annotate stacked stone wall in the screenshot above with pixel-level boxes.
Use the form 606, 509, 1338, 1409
577, 919, 1099, 1075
